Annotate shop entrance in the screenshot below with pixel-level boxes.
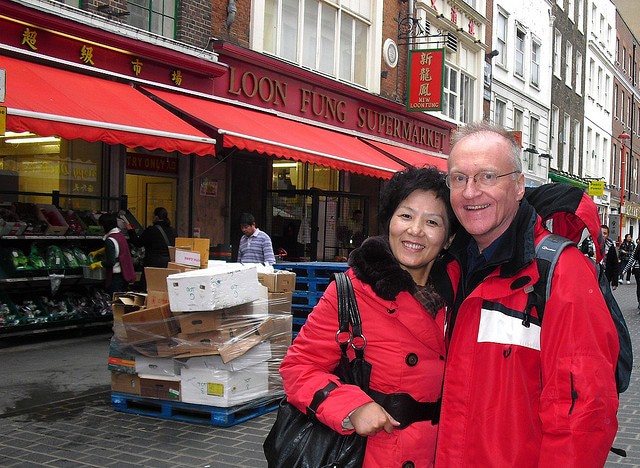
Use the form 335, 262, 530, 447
267, 190, 368, 262
125, 174, 177, 228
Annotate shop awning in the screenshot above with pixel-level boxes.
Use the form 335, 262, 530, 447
2, 55, 217, 156
362, 139, 448, 170
549, 172, 587, 189
145, 88, 405, 179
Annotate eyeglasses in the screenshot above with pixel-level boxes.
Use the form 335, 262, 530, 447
445, 170, 520, 190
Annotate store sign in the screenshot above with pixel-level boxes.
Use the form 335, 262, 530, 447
588, 180, 605, 197
126, 154, 178, 174
225, 67, 448, 151
406, 49, 445, 112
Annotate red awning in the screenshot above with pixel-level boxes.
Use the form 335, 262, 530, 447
2, 55, 216, 156
145, 88, 405, 179
363, 139, 448, 171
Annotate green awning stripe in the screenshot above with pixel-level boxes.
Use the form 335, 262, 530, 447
548, 173, 587, 188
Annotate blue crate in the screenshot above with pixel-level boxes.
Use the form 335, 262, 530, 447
111, 392, 281, 427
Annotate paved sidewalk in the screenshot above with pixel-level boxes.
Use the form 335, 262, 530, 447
1, 282, 640, 466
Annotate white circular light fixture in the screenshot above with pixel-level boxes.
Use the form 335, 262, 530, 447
383, 39, 399, 68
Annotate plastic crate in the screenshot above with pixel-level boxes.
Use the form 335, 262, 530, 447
83, 265, 106, 280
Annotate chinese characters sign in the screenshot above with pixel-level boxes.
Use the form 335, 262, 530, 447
406, 49, 445, 112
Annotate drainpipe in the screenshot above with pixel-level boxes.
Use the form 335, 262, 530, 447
226, 0, 237, 29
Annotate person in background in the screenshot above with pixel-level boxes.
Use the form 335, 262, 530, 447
433, 122, 619, 467
622, 241, 640, 311
619, 233, 634, 284
347, 209, 365, 249
127, 207, 176, 289
280, 166, 457, 467
601, 224, 619, 290
128, 207, 176, 267
90, 212, 136, 295
237, 212, 276, 265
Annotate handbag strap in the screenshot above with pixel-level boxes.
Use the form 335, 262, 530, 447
334, 272, 365, 359
155, 223, 171, 246
306, 272, 365, 420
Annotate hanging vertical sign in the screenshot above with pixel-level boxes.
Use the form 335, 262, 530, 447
406, 48, 445, 112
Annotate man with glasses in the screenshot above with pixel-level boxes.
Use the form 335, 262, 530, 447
433, 122, 619, 466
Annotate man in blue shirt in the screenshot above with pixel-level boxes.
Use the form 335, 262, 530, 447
237, 213, 276, 265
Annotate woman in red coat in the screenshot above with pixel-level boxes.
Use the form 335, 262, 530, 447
280, 166, 457, 467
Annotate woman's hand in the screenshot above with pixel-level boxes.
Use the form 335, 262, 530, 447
349, 402, 401, 436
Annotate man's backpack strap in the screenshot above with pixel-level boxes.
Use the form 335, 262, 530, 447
532, 234, 575, 321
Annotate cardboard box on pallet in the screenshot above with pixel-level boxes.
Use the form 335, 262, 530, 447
257, 271, 297, 293
111, 292, 146, 341
180, 361, 269, 407
174, 237, 211, 268
167, 263, 267, 312
174, 301, 256, 335
111, 371, 141, 395
135, 356, 185, 378
121, 303, 178, 344
139, 376, 181, 400
166, 261, 198, 273
144, 267, 179, 308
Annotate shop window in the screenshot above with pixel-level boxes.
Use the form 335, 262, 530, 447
272, 160, 338, 191
260, 0, 372, 88
0, 133, 102, 210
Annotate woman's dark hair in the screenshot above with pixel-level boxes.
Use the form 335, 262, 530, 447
378, 165, 458, 237
154, 207, 170, 226
98, 212, 118, 232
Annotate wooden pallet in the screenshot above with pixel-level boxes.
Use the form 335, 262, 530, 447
111, 392, 281, 427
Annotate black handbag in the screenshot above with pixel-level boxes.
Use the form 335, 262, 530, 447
263, 272, 371, 468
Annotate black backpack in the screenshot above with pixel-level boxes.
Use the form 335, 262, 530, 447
529, 233, 632, 394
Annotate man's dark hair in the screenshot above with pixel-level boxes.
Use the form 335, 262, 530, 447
378, 165, 458, 237
240, 213, 256, 226
99, 212, 118, 232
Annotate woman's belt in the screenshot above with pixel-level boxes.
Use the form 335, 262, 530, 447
369, 389, 441, 429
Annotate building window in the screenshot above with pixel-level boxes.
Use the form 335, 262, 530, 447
529, 116, 539, 171
568, 0, 574, 22
460, 73, 475, 124
577, 0, 584, 32
497, 11, 508, 67
575, 51, 582, 95
604, 75, 610, 110
553, 30, 562, 78
614, 83, 618, 116
597, 67, 603, 103
572, 120, 580, 174
550, 105, 559, 160
531, 40, 540, 87
495, 99, 506, 126
128, 0, 176, 37
564, 114, 571, 172
621, 90, 626, 124
565, 42, 573, 87
442, 67, 475, 124
514, 108, 523, 132
262, 0, 371, 87
588, 59, 594, 97
515, 28, 525, 78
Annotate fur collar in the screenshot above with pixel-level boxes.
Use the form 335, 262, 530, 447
348, 236, 416, 301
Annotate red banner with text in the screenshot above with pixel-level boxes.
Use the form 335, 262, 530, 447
406, 49, 445, 112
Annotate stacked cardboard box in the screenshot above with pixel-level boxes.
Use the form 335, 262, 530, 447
109, 262, 294, 408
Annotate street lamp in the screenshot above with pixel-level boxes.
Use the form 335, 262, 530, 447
619, 132, 631, 244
